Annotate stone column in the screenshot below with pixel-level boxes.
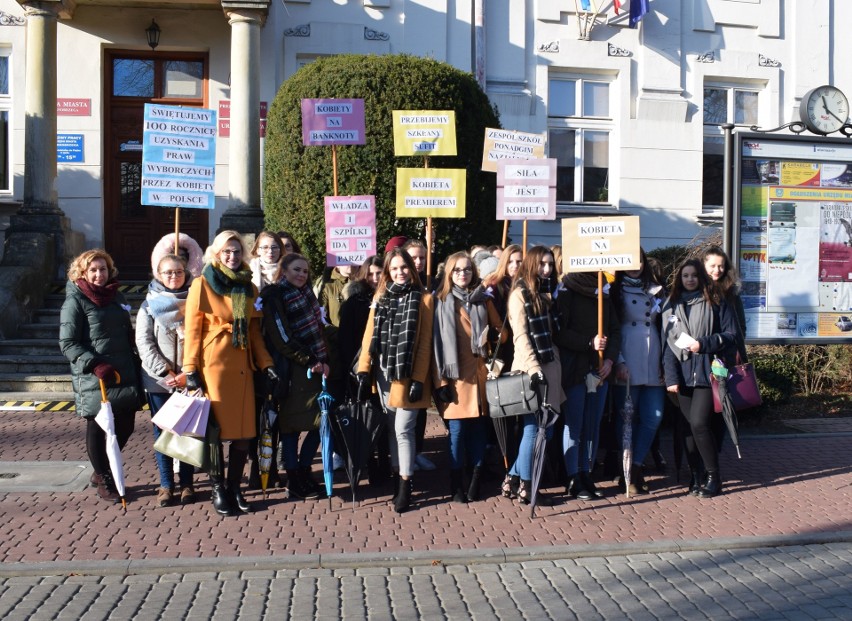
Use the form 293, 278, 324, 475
218, 1, 269, 235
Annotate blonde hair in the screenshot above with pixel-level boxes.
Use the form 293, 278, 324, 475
68, 249, 117, 282
204, 230, 247, 265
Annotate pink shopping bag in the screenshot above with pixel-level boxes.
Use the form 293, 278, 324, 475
151, 390, 201, 433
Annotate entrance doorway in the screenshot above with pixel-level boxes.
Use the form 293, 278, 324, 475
104, 50, 210, 279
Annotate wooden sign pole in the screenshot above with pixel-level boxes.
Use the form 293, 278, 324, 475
597, 270, 604, 368
424, 156, 432, 282
174, 207, 180, 254
332, 144, 339, 196
522, 220, 528, 256
501, 220, 508, 248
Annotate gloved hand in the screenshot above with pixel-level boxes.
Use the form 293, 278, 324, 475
265, 367, 279, 395
529, 371, 547, 389
185, 371, 203, 392
434, 385, 455, 404
356, 372, 370, 402
408, 380, 423, 403
92, 362, 117, 384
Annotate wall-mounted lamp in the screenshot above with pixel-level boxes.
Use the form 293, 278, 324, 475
145, 19, 161, 51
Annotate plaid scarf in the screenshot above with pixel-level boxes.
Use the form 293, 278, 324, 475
371, 281, 422, 381
516, 278, 556, 364
278, 279, 328, 364
202, 262, 253, 350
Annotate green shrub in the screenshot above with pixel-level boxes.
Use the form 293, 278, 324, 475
748, 345, 797, 405
263, 54, 502, 272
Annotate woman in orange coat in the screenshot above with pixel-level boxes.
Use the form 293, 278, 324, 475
356, 248, 434, 513
183, 230, 276, 517
433, 252, 505, 503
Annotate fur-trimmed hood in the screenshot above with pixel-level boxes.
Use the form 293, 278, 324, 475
151, 233, 204, 278
342, 278, 373, 302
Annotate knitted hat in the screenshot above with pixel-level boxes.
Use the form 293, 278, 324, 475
472, 250, 492, 267
384, 235, 409, 253
478, 256, 500, 279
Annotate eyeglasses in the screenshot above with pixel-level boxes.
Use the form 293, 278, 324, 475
159, 270, 185, 278
258, 245, 280, 252
220, 249, 241, 256
452, 267, 473, 274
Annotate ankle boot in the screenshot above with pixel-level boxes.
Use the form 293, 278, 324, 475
394, 476, 413, 513
227, 447, 251, 513
285, 469, 315, 500
581, 471, 603, 498
688, 469, 703, 496
391, 472, 400, 503
94, 473, 120, 503
633, 464, 649, 494
300, 467, 326, 498
567, 474, 593, 501
209, 475, 235, 516
247, 455, 262, 490
450, 469, 467, 503
698, 471, 722, 498
467, 466, 482, 502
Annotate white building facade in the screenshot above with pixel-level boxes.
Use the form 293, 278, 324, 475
0, 0, 845, 276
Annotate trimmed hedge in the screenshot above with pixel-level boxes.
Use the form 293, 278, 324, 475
263, 54, 502, 272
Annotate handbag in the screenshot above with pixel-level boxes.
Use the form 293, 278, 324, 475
485, 371, 541, 419
151, 390, 201, 433
711, 361, 762, 412
153, 429, 206, 468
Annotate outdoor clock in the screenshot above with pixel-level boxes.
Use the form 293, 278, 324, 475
800, 85, 849, 135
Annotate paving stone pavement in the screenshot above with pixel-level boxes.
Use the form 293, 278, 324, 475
1, 408, 851, 618
1, 543, 851, 620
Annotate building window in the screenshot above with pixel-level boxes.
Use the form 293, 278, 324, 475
703, 84, 760, 207
0, 53, 9, 193
548, 77, 612, 204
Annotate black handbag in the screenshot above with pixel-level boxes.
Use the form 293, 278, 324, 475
485, 371, 541, 419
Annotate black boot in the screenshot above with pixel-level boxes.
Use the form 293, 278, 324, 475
247, 455, 262, 490
631, 464, 649, 495
450, 469, 467, 503
209, 475, 235, 516
394, 476, 413, 513
567, 474, 593, 501
688, 469, 703, 496
286, 469, 319, 500
580, 471, 603, 498
391, 472, 400, 503
467, 466, 482, 502
698, 471, 722, 498
227, 447, 252, 513
300, 467, 326, 499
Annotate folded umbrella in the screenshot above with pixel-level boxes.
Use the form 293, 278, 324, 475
621, 377, 635, 498
530, 385, 559, 519
258, 395, 276, 497
331, 395, 386, 509
95, 378, 127, 510
713, 376, 742, 459
310, 370, 335, 509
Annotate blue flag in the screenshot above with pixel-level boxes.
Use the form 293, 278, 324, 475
629, 0, 649, 28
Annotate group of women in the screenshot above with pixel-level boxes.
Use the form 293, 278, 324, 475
60, 225, 744, 518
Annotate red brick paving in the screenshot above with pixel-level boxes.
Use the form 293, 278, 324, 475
0, 409, 850, 564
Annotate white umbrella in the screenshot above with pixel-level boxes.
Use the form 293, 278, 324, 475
95, 378, 127, 510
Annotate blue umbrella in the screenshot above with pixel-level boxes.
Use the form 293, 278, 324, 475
309, 369, 335, 508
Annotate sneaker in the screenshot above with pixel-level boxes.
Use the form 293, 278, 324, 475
157, 487, 173, 508
332, 452, 345, 471
414, 454, 436, 471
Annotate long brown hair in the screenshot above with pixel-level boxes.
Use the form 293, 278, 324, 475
513, 245, 555, 314
373, 248, 423, 300
668, 258, 712, 304
700, 245, 740, 303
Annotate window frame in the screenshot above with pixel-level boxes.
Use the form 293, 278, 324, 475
0, 48, 11, 195
547, 74, 614, 206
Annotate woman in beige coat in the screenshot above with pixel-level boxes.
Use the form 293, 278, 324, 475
356, 248, 434, 513
183, 230, 276, 517
433, 252, 504, 503
504, 246, 565, 505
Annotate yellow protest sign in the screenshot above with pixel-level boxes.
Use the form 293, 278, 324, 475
395, 168, 466, 218
392, 110, 457, 156
562, 216, 641, 272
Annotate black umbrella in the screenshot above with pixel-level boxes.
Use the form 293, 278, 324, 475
492, 417, 510, 471
530, 385, 559, 518
331, 396, 386, 509
712, 375, 742, 459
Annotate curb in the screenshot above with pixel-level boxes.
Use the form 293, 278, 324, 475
3, 531, 852, 578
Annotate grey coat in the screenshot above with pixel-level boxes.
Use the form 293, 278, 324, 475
58, 280, 142, 418
614, 283, 665, 387
135, 298, 184, 394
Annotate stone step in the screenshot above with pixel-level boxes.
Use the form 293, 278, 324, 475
0, 338, 61, 356
42, 290, 148, 310
0, 373, 72, 393
0, 355, 69, 374
33, 309, 60, 325
18, 324, 59, 339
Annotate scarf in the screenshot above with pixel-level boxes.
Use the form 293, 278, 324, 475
76, 279, 120, 308
250, 257, 281, 289
146, 278, 190, 338
434, 284, 489, 380
516, 278, 555, 364
563, 272, 604, 298
663, 290, 714, 361
278, 279, 328, 364
370, 281, 422, 381
202, 262, 254, 350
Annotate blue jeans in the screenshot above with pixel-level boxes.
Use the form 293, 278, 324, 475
446, 418, 487, 470
281, 430, 321, 471
508, 413, 554, 481
611, 384, 665, 466
148, 392, 194, 490
562, 381, 609, 477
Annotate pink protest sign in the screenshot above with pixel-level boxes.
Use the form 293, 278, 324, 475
302, 99, 366, 146
496, 158, 557, 221
324, 195, 376, 266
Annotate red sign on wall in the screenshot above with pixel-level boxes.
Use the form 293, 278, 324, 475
218, 100, 267, 137
57, 99, 91, 116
